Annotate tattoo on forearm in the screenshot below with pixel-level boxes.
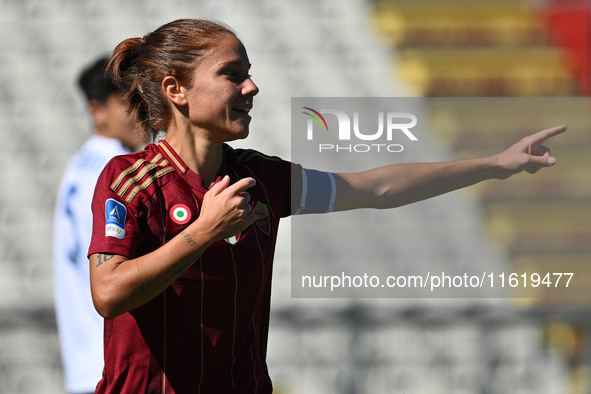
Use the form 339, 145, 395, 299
96, 253, 114, 267
181, 231, 197, 247
163, 232, 198, 284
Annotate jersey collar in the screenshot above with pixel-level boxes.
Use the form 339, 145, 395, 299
156, 139, 188, 174
156, 139, 236, 190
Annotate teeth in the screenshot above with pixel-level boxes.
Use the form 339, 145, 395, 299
233, 107, 251, 114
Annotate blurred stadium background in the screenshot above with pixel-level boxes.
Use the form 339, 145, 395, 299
0, 0, 590, 393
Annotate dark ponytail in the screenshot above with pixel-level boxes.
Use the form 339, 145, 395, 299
107, 37, 151, 136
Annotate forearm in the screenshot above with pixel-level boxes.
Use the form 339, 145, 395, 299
331, 125, 563, 212
90, 221, 215, 319
91, 175, 257, 319
335, 155, 499, 210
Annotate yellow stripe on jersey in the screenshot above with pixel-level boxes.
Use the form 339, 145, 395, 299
158, 142, 187, 173
125, 167, 176, 203
110, 153, 164, 190
117, 160, 169, 197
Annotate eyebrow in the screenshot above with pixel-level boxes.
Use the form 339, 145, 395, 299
219, 59, 251, 69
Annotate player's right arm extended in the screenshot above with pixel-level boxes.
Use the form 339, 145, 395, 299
89, 175, 256, 320
332, 125, 565, 211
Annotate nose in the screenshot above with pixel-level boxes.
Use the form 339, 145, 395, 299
242, 77, 259, 96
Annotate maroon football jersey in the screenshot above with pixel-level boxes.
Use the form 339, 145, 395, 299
89, 140, 295, 393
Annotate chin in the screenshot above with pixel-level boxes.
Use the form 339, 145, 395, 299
223, 129, 249, 143
235, 132, 249, 142
237, 124, 250, 138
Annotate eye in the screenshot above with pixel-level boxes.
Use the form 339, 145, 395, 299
222, 68, 240, 79
222, 66, 251, 82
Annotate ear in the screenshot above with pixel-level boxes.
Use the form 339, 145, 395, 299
162, 76, 188, 106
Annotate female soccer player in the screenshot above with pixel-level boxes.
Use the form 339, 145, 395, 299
88, 19, 564, 393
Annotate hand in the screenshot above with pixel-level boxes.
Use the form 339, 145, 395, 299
493, 125, 566, 179
195, 175, 257, 241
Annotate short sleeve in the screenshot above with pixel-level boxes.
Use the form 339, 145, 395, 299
87, 160, 141, 259
235, 148, 301, 219
263, 156, 300, 218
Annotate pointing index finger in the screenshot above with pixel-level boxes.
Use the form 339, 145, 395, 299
529, 125, 566, 145
207, 175, 230, 196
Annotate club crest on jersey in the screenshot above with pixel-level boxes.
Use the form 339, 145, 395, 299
170, 204, 191, 225
224, 233, 242, 245
253, 201, 270, 234
105, 199, 126, 239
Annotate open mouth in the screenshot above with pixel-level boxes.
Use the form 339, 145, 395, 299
232, 107, 251, 115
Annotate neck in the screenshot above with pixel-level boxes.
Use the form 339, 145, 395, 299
166, 128, 224, 187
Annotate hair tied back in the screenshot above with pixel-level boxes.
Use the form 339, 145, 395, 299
136, 42, 145, 57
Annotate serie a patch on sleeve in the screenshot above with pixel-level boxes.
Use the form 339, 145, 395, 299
105, 198, 127, 239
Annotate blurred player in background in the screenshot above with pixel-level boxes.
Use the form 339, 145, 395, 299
52, 56, 145, 394
88, 19, 564, 393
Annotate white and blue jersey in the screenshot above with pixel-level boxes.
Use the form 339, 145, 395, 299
53, 135, 131, 393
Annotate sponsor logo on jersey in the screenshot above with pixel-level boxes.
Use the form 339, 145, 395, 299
253, 201, 270, 234
170, 203, 191, 225
224, 233, 241, 245
105, 199, 127, 239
